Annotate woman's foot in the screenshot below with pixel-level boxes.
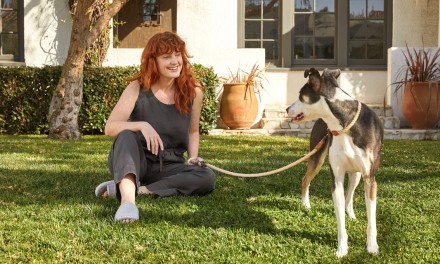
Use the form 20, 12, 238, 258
114, 202, 139, 223
138, 186, 154, 195
95, 180, 116, 197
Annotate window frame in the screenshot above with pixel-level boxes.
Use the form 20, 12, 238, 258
238, 0, 392, 70
0, 0, 24, 62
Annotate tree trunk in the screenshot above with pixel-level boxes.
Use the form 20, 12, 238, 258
47, 0, 129, 139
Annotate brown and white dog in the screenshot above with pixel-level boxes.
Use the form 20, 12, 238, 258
286, 68, 383, 257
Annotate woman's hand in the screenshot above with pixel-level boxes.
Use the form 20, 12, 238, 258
141, 122, 164, 155
187, 157, 207, 167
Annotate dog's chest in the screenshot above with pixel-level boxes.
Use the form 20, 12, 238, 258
329, 135, 372, 175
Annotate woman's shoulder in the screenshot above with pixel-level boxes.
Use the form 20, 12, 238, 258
126, 80, 141, 91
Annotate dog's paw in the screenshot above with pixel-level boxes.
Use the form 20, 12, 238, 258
301, 196, 311, 209
336, 246, 348, 258
345, 207, 356, 219
367, 242, 379, 255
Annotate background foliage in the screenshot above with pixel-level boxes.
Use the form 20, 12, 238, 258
0, 64, 219, 135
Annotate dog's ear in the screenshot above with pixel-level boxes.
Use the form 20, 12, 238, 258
329, 68, 341, 79
306, 68, 321, 92
304, 68, 311, 78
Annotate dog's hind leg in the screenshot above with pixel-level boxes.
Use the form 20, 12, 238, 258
301, 119, 329, 209
345, 172, 361, 219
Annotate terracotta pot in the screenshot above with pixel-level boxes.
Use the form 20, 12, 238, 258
402, 82, 440, 128
220, 83, 259, 129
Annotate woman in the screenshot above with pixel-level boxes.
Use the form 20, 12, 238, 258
95, 31, 216, 223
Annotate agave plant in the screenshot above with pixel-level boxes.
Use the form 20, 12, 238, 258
393, 44, 440, 93
392, 43, 440, 128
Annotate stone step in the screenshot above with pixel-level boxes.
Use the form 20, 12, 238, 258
264, 104, 393, 118
209, 128, 440, 140
259, 115, 400, 130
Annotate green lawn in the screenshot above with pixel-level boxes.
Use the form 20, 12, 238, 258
0, 135, 439, 263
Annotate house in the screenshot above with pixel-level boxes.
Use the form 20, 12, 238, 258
1, 0, 439, 132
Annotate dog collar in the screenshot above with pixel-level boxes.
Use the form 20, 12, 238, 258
328, 100, 362, 136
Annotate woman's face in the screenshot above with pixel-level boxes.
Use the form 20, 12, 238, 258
155, 51, 183, 79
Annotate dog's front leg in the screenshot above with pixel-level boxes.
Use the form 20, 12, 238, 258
331, 167, 348, 258
364, 176, 379, 255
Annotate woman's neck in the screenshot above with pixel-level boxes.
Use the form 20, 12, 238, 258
155, 77, 175, 91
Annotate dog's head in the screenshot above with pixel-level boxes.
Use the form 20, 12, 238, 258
286, 68, 341, 123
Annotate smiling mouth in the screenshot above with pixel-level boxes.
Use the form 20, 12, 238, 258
291, 113, 304, 123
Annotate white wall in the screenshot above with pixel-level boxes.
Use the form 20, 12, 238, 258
263, 70, 387, 107
392, 0, 439, 46
23, 0, 71, 66
175, 0, 265, 79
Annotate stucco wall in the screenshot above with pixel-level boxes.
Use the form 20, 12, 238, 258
23, 0, 71, 66
393, 0, 439, 46
263, 70, 387, 108
175, 0, 265, 80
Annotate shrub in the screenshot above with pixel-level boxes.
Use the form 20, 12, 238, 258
0, 64, 219, 135
191, 64, 220, 134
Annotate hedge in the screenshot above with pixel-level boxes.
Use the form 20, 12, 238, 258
0, 64, 219, 135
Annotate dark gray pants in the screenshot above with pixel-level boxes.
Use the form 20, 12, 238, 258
107, 130, 216, 199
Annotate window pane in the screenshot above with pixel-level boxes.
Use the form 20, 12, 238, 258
245, 40, 260, 48
2, 0, 17, 9
295, 0, 313, 12
349, 41, 366, 59
263, 41, 278, 60
367, 40, 383, 59
367, 20, 384, 39
245, 0, 261, 19
294, 14, 313, 35
368, 0, 384, 19
315, 37, 334, 59
315, 14, 335, 37
263, 0, 279, 19
315, 0, 334, 13
2, 33, 17, 55
263, 21, 278, 39
349, 20, 366, 39
350, 0, 366, 19
1, 10, 17, 32
245, 21, 260, 39
293, 37, 313, 59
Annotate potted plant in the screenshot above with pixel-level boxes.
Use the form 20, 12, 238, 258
219, 63, 269, 129
393, 44, 440, 129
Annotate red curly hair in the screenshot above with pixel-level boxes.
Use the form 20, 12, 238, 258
130, 31, 199, 115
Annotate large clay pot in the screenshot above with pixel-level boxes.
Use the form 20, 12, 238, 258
220, 83, 259, 129
402, 82, 440, 128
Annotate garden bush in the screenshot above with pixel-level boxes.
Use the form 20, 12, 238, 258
0, 64, 219, 135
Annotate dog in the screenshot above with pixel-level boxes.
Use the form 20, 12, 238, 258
286, 68, 383, 257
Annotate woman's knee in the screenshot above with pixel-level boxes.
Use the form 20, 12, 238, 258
196, 168, 216, 193
115, 130, 138, 143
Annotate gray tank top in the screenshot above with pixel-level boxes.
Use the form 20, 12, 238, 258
130, 87, 191, 163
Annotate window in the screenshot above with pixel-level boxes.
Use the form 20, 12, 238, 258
293, 0, 335, 61
0, 0, 23, 62
142, 0, 161, 26
239, 0, 392, 69
243, 0, 280, 63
